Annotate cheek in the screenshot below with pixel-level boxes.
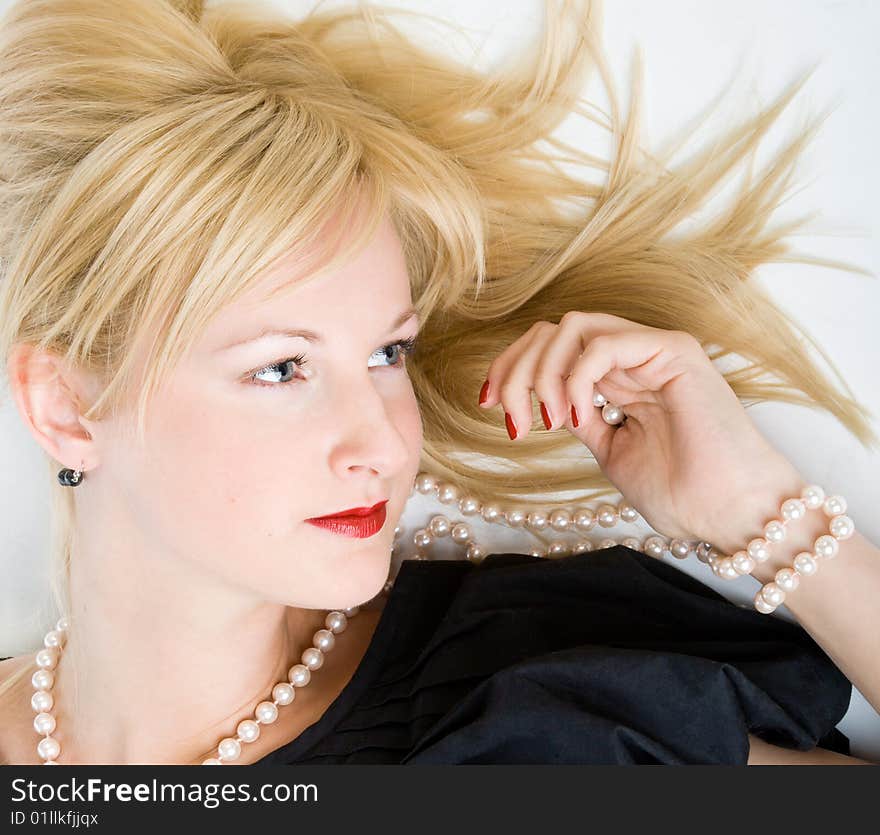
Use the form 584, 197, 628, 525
129, 394, 313, 574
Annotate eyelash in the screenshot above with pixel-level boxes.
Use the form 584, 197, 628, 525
249, 335, 420, 390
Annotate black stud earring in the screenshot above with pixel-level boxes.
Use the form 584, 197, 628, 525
57, 462, 84, 487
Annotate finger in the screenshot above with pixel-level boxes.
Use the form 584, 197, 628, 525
535, 311, 650, 427
495, 322, 559, 440
565, 329, 682, 431
479, 322, 545, 412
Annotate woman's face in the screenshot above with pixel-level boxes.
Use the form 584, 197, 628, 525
94, 212, 424, 611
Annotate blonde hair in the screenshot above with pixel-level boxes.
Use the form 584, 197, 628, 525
0, 0, 875, 727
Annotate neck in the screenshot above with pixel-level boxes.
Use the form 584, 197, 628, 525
55, 514, 331, 765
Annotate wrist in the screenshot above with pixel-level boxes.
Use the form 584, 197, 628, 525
697, 457, 807, 558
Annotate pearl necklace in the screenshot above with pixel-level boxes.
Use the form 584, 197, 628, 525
30, 394, 854, 762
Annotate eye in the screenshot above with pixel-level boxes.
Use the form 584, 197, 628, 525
367, 335, 419, 370
250, 336, 419, 390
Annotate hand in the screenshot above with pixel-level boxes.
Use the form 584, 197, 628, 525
479, 311, 803, 548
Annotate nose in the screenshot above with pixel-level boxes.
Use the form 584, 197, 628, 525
327, 371, 413, 480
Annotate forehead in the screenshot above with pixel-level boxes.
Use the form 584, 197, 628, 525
205, 213, 413, 347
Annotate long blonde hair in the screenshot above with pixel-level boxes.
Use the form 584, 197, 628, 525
0, 0, 875, 714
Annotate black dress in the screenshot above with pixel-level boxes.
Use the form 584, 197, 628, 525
4, 546, 852, 764
252, 546, 852, 764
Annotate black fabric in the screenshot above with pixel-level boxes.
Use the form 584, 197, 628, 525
4, 546, 852, 764
251, 546, 852, 764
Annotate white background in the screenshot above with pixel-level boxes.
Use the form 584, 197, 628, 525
0, 0, 877, 759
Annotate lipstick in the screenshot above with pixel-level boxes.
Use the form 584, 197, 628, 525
306, 500, 388, 539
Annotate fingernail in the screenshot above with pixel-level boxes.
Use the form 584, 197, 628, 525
479, 379, 490, 405
504, 411, 517, 440
539, 401, 552, 430
571, 404, 579, 427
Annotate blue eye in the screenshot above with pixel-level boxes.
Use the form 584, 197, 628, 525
250, 335, 419, 389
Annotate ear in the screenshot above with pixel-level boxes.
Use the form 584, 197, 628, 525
6, 343, 102, 473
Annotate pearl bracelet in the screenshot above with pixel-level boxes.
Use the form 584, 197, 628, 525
694, 484, 855, 614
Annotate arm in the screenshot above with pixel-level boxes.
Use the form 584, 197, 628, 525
708, 463, 880, 764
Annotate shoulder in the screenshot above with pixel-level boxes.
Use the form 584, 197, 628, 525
0, 654, 37, 765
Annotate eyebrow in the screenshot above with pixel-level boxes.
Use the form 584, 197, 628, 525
216, 307, 419, 352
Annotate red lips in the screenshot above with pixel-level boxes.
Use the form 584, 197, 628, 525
306, 501, 387, 539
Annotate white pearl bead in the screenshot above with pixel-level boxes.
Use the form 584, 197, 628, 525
428, 515, 451, 537
55, 617, 69, 632
716, 558, 739, 580
801, 484, 825, 509
325, 611, 348, 634
548, 540, 568, 557
823, 495, 847, 516
34, 712, 56, 735
203, 758, 223, 765
313, 629, 336, 652
393, 525, 401, 537
573, 509, 596, 531
481, 504, 502, 523
814, 534, 839, 559
592, 391, 607, 407
622, 537, 642, 552
549, 509, 572, 531
37, 736, 61, 761
732, 551, 756, 575
829, 515, 854, 540
763, 520, 786, 543
255, 701, 279, 724
526, 511, 548, 531
413, 528, 432, 548
793, 552, 818, 576
597, 504, 619, 527
32, 669, 54, 690
618, 503, 639, 523
35, 648, 59, 670
643, 536, 666, 558
775, 568, 800, 593
236, 719, 260, 743
669, 539, 691, 559
383, 578, 394, 595
747, 538, 771, 562
450, 522, 471, 543
32, 690, 53, 712
415, 473, 436, 493
437, 483, 460, 504
273, 682, 295, 704
504, 508, 526, 527
288, 663, 311, 686
465, 541, 486, 562
302, 648, 324, 670
342, 605, 360, 617
599, 537, 617, 549
780, 498, 806, 522
754, 592, 776, 614
458, 495, 481, 515
761, 583, 785, 607
218, 737, 242, 761
601, 403, 624, 425
528, 548, 545, 558
696, 541, 713, 562
707, 548, 723, 566
43, 630, 65, 649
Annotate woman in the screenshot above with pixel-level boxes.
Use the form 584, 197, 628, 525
0, 0, 876, 765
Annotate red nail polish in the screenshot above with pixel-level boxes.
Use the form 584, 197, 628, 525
571, 404, 579, 427
539, 401, 552, 430
504, 411, 517, 440
479, 379, 490, 405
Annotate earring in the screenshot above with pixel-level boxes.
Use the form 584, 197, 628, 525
57, 461, 84, 487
